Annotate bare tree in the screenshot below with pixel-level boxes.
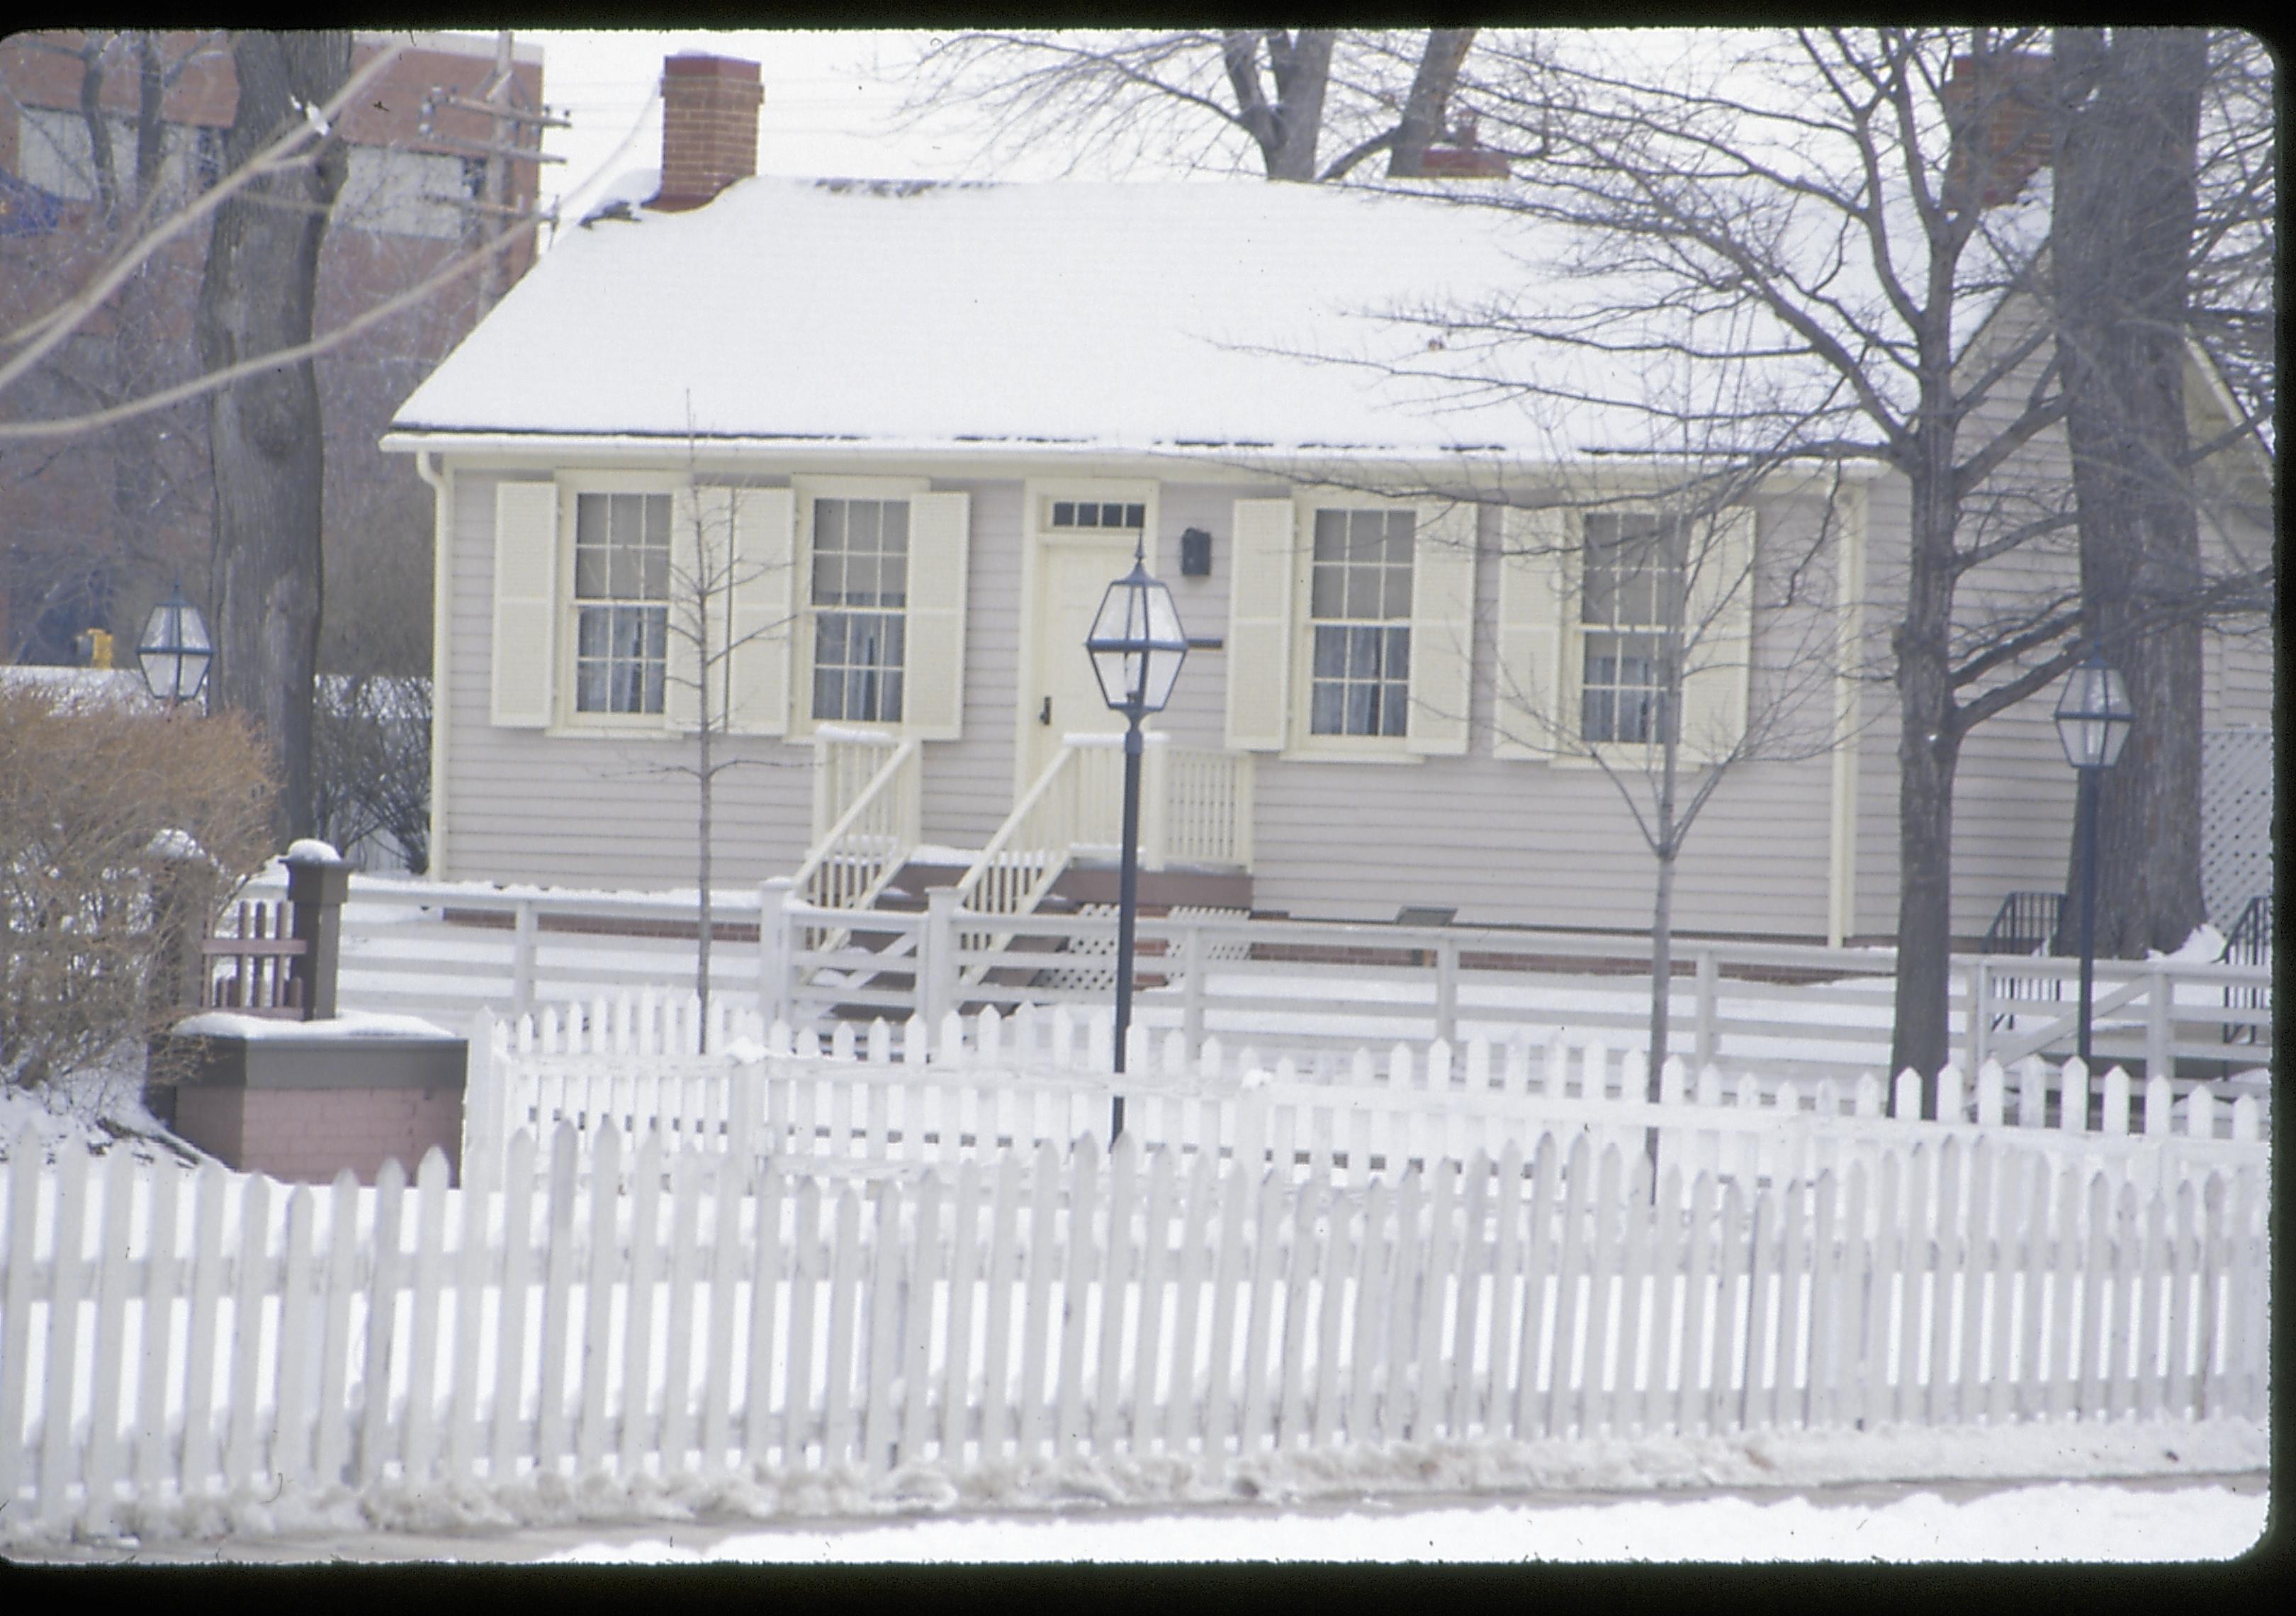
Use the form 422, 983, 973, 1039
2049, 28, 2270, 958
891, 29, 1490, 182
2, 31, 550, 846
637, 454, 800, 1047
196, 30, 356, 846
1485, 470, 1850, 1085
1350, 28, 2270, 1100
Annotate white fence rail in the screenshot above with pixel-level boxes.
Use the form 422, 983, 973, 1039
463, 1003, 2267, 1205
246, 870, 2273, 1085
1, 1116, 2265, 1545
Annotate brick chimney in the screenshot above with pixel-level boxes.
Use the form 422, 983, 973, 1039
1419, 112, 1511, 181
1940, 52, 2053, 209
651, 53, 762, 212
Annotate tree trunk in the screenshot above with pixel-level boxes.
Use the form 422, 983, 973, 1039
1387, 28, 1477, 178
2051, 27, 2210, 958
196, 31, 350, 844
1889, 465, 1967, 1108
1646, 725, 1682, 1094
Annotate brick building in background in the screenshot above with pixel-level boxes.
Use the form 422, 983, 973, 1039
0, 30, 547, 670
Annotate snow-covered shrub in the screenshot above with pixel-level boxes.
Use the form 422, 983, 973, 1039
0, 680, 274, 1090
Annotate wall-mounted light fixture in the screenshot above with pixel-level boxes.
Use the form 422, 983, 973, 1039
1178, 527, 1212, 577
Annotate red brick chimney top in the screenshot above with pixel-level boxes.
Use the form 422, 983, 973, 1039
651, 52, 762, 213
1940, 52, 2052, 210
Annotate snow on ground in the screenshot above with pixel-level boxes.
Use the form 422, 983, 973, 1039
527, 1476, 2270, 1564
18, 1471, 2269, 1565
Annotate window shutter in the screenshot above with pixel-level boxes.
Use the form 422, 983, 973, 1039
663, 486, 706, 733
1676, 504, 1757, 763
725, 486, 796, 735
1404, 502, 1478, 755
1224, 498, 1297, 751
902, 490, 970, 740
490, 481, 558, 729
1492, 505, 1572, 761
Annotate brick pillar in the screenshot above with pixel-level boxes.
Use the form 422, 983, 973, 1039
651, 53, 762, 212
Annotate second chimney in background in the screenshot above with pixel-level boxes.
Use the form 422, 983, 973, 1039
652, 53, 762, 211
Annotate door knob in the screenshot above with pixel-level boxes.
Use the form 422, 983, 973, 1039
1039, 696, 1052, 726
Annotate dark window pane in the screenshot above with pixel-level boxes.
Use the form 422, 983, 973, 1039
1310, 563, 1343, 618
1380, 683, 1409, 738
816, 499, 845, 554
1312, 624, 1345, 678
1312, 509, 1345, 558
1384, 561, 1412, 619
1125, 503, 1144, 529
1053, 500, 1074, 527
575, 494, 605, 548
1342, 563, 1377, 619
644, 493, 671, 547
880, 670, 904, 723
1386, 626, 1410, 680
848, 499, 880, 552
641, 547, 668, 599
881, 500, 908, 554
1310, 680, 1343, 735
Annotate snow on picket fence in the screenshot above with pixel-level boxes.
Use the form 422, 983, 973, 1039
463, 1001, 2268, 1206
0, 1113, 2267, 1545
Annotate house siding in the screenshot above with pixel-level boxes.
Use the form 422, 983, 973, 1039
1247, 495, 1843, 936
441, 472, 817, 887
1844, 354, 2275, 948
437, 442, 2264, 947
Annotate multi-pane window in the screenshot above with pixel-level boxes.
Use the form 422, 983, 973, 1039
1580, 512, 1688, 744
572, 491, 670, 715
1307, 507, 1414, 737
811, 497, 908, 723
1048, 500, 1144, 530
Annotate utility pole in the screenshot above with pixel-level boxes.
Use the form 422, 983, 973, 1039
417, 30, 565, 308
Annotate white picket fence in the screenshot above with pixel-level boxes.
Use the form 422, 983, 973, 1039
465, 1004, 2268, 1206
0, 1118, 2266, 1544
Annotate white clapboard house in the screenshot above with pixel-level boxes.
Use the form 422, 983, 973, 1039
383, 52, 2273, 953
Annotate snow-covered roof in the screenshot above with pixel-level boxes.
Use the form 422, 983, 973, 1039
390, 176, 1676, 461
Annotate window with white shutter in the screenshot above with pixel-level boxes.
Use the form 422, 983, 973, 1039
1492, 505, 1571, 760
789, 478, 966, 741
1538, 502, 1755, 765
1222, 498, 1297, 752
490, 482, 558, 729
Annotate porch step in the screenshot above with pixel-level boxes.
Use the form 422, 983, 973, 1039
797, 851, 1252, 1024
868, 852, 1251, 914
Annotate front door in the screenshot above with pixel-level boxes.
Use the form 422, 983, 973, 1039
1020, 538, 1137, 790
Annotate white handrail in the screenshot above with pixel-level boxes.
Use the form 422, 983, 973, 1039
789, 736, 921, 911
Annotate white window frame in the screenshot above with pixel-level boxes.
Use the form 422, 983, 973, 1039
1575, 508, 1690, 748
790, 474, 933, 742
551, 470, 686, 739
1545, 500, 1755, 770
1281, 490, 1434, 763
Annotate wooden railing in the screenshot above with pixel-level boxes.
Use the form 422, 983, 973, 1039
198, 899, 309, 1019
1148, 744, 1254, 869
948, 736, 1251, 970
947, 745, 1097, 972
789, 731, 920, 915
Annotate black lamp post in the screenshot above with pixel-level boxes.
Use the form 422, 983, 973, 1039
135, 581, 213, 712
2051, 650, 2134, 1066
1085, 538, 1188, 1143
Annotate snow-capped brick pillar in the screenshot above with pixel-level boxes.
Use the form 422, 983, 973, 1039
651, 52, 762, 212
154, 1019, 469, 1186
